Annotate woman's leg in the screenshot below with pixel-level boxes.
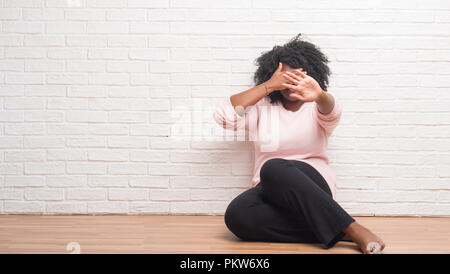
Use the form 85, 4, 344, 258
286, 159, 386, 253
224, 184, 321, 244
259, 158, 356, 248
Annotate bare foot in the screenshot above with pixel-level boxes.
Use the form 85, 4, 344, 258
343, 222, 386, 254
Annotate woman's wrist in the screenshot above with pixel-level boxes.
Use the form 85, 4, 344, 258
263, 81, 275, 94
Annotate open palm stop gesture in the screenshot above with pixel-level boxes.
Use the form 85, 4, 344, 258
281, 69, 324, 102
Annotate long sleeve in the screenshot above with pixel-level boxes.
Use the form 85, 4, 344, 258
313, 91, 343, 138
213, 96, 260, 132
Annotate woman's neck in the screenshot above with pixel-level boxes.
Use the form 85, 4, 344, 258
281, 98, 304, 112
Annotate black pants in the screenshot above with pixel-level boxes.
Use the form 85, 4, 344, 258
224, 158, 355, 248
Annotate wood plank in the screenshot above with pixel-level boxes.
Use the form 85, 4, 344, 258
0, 215, 449, 254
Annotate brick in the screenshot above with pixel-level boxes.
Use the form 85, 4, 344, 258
25, 85, 66, 97
46, 22, 86, 33
24, 35, 65, 46
0, 36, 22, 46
129, 201, 170, 213
47, 98, 88, 110
68, 86, 107, 97
87, 201, 128, 214
67, 163, 106, 174
87, 0, 126, 8
150, 189, 189, 201
170, 202, 210, 214
128, 0, 168, 8
67, 35, 107, 47
22, 7, 64, 20
0, 137, 22, 148
108, 189, 148, 201
66, 188, 107, 200
24, 111, 63, 122
66, 10, 106, 20
107, 136, 148, 148
129, 125, 170, 136
108, 86, 148, 97
5, 73, 44, 84
108, 163, 147, 175
3, 22, 43, 34
107, 10, 146, 21
47, 47, 88, 60
5, 176, 46, 187
89, 73, 129, 85
25, 60, 64, 71
108, 37, 146, 48
3, 119, 37, 133
130, 150, 169, 162
25, 188, 64, 201
88, 175, 129, 187
66, 111, 108, 122
47, 124, 88, 135
0, 188, 24, 200
107, 62, 147, 73
148, 164, 190, 175
24, 137, 65, 148
0, 111, 24, 122
88, 49, 128, 60
25, 162, 65, 174
87, 22, 129, 34
129, 176, 169, 188
47, 149, 88, 161
88, 150, 129, 161
109, 111, 147, 123
190, 189, 232, 201
88, 124, 129, 135
5, 150, 45, 162
67, 137, 106, 148
46, 73, 88, 84
46, 202, 87, 214
4, 201, 44, 213
47, 176, 87, 187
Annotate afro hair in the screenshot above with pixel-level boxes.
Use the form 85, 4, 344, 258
253, 33, 331, 104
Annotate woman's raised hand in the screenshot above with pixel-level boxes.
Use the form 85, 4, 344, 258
265, 62, 307, 94
264, 62, 290, 93
281, 69, 323, 102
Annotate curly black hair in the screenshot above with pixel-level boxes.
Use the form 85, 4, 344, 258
253, 33, 331, 104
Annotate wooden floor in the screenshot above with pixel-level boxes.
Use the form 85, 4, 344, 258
0, 215, 449, 254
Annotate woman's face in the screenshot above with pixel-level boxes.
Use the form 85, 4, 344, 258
279, 64, 301, 102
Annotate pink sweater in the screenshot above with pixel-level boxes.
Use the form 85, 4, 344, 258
213, 91, 342, 199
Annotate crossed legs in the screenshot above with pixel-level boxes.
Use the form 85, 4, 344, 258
224, 158, 385, 253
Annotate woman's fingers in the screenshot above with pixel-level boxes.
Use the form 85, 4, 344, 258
281, 83, 297, 90
285, 71, 303, 82
288, 92, 304, 100
282, 83, 305, 94
277, 62, 283, 72
282, 73, 300, 85
283, 69, 306, 85
293, 69, 307, 78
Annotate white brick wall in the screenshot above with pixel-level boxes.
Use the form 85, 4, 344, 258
0, 0, 449, 216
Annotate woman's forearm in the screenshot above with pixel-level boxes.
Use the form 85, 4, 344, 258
229, 82, 274, 114
315, 90, 335, 115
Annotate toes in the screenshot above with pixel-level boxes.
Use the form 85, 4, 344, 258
366, 242, 382, 254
